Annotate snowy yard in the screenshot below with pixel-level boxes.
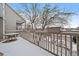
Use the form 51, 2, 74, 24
0, 37, 54, 56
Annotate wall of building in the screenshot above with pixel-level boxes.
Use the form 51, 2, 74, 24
5, 4, 16, 33
5, 4, 24, 33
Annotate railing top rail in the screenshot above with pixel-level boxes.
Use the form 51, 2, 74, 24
32, 30, 79, 35
61, 31, 79, 35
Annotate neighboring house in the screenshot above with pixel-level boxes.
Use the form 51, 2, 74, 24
0, 3, 26, 40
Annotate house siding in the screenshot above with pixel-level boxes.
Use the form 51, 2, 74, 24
5, 4, 25, 33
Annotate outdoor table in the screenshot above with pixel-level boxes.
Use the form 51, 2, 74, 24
4, 33, 19, 40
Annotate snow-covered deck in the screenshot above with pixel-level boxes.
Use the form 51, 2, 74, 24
0, 37, 54, 56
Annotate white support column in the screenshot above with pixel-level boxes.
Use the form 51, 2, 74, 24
3, 3, 6, 39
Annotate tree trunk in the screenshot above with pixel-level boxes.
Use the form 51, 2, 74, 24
42, 25, 45, 31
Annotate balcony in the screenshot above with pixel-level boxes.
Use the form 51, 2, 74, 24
0, 37, 54, 56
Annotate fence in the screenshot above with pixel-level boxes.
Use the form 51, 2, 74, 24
20, 30, 79, 56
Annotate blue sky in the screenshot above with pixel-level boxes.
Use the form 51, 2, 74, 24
9, 3, 79, 28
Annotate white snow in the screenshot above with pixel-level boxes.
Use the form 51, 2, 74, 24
0, 37, 54, 56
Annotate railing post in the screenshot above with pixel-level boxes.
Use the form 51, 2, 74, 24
77, 36, 79, 56
70, 35, 72, 56
65, 35, 67, 56
37, 33, 40, 46
57, 34, 58, 55
53, 34, 55, 53
50, 34, 52, 52
60, 34, 62, 56
33, 32, 35, 44
38, 33, 42, 46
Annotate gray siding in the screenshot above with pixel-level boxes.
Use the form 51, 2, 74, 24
5, 4, 25, 33
5, 4, 16, 33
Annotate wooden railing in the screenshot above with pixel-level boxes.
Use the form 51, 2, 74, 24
20, 30, 79, 56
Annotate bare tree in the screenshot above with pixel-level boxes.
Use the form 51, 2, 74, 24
19, 3, 39, 29
37, 4, 75, 30
19, 3, 75, 30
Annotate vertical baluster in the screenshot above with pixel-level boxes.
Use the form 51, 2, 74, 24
76, 36, 79, 56
46, 35, 47, 49
42, 33, 43, 48
53, 34, 55, 53
38, 33, 40, 46
38, 33, 41, 46
70, 35, 72, 56
48, 35, 49, 50
57, 34, 59, 55
43, 33, 45, 48
60, 34, 62, 56
41, 33, 43, 47
39, 33, 41, 47
65, 35, 67, 56
33, 32, 35, 44
50, 34, 52, 52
